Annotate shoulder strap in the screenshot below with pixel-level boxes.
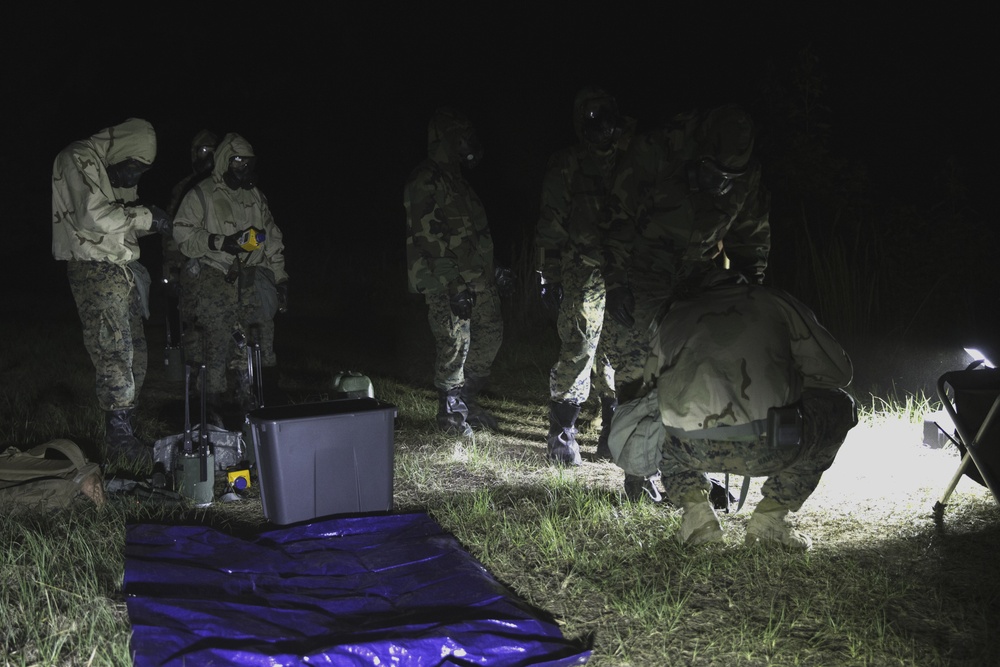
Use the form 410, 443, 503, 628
1, 439, 88, 480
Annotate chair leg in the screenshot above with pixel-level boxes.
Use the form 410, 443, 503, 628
937, 452, 972, 510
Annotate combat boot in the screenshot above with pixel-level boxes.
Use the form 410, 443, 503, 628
437, 387, 474, 437
104, 407, 152, 465
623, 472, 663, 503
594, 394, 617, 461
677, 489, 724, 546
460, 375, 499, 430
546, 400, 582, 466
745, 497, 812, 550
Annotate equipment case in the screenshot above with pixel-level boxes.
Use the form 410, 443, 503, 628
247, 398, 396, 525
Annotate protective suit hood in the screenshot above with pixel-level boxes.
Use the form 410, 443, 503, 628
427, 107, 477, 167
192, 129, 218, 151
102, 118, 157, 167
696, 104, 755, 171
212, 133, 255, 183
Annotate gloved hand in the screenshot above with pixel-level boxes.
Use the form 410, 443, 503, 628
539, 281, 563, 314
494, 265, 515, 298
212, 229, 253, 255
276, 282, 289, 314
148, 205, 173, 237
606, 285, 636, 327
449, 289, 476, 320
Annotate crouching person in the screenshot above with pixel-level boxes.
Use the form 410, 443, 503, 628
609, 268, 857, 550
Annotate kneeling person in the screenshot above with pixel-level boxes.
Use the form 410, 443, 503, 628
610, 269, 857, 549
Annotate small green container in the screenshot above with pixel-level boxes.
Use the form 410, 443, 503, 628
175, 450, 215, 506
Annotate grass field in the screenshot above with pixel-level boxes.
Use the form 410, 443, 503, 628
2, 288, 999, 666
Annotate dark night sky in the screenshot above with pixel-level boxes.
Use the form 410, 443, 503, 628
2, 3, 991, 308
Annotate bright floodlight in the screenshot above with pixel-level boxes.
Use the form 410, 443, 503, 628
965, 348, 995, 368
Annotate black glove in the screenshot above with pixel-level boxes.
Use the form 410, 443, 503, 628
606, 285, 636, 327
148, 205, 173, 237
494, 265, 515, 298
276, 282, 289, 314
539, 281, 563, 314
449, 289, 476, 320
211, 229, 253, 255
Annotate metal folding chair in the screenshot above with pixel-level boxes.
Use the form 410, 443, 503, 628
933, 364, 1000, 516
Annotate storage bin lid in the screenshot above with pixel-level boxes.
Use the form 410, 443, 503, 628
248, 398, 395, 424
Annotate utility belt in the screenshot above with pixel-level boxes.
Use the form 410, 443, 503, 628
663, 388, 857, 449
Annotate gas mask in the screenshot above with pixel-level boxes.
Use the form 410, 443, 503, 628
191, 145, 215, 175
106, 158, 150, 189
223, 155, 258, 190
686, 157, 745, 196
456, 131, 483, 170
580, 99, 623, 151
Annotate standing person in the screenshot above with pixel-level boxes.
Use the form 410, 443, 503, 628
534, 86, 634, 466
163, 129, 218, 368
404, 107, 503, 437
605, 104, 771, 403
51, 118, 174, 463
173, 132, 288, 416
609, 268, 857, 549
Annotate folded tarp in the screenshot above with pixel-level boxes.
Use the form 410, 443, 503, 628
124, 511, 591, 666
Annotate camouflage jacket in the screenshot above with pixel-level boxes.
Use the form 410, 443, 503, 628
606, 109, 770, 291
404, 109, 494, 295
51, 118, 158, 264
646, 272, 852, 433
534, 117, 636, 280
173, 133, 288, 284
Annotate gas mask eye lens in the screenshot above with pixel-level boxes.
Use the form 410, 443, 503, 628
580, 101, 622, 149
224, 155, 258, 189
457, 133, 483, 169
107, 158, 149, 189
230, 156, 253, 171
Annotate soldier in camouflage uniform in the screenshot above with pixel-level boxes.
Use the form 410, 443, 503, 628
535, 87, 634, 465
163, 130, 218, 362
605, 104, 771, 402
51, 118, 175, 463
609, 268, 857, 550
404, 107, 503, 436
174, 133, 288, 414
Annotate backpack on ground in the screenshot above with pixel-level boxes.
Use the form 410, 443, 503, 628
0, 439, 105, 513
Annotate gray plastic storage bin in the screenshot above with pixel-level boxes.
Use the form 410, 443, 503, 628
248, 398, 396, 524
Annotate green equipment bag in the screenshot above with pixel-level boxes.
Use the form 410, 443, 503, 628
0, 439, 105, 513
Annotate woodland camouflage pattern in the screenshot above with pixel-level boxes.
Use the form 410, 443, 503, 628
605, 105, 770, 288
65, 262, 148, 410
404, 108, 503, 391
605, 105, 771, 393
173, 133, 287, 394
610, 271, 856, 510
404, 107, 495, 296
536, 87, 634, 404
425, 288, 503, 390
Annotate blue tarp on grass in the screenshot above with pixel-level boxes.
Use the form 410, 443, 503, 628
124, 512, 591, 666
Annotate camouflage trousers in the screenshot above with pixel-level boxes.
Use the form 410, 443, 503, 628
173, 258, 202, 356
425, 286, 503, 391
613, 387, 856, 511
184, 267, 277, 395
550, 264, 622, 404
609, 276, 674, 402
67, 261, 148, 411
